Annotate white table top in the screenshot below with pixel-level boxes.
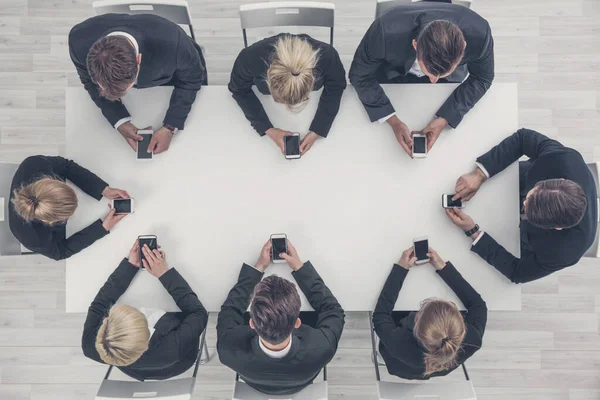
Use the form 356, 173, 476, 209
66, 83, 520, 313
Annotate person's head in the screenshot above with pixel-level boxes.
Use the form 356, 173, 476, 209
413, 20, 466, 83
95, 304, 150, 367
12, 177, 78, 225
87, 36, 142, 101
523, 178, 587, 230
413, 299, 466, 376
249, 275, 301, 346
266, 35, 320, 112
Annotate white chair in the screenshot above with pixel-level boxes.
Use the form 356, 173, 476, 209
233, 369, 328, 400
0, 162, 30, 256
375, 0, 473, 19
92, 0, 197, 41
95, 327, 208, 400
369, 312, 477, 400
239, 2, 335, 48
584, 162, 600, 258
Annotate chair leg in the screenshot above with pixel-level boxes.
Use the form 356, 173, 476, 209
199, 334, 209, 365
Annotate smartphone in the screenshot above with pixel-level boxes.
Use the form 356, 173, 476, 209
138, 235, 157, 269
137, 130, 153, 161
111, 198, 134, 215
284, 134, 301, 160
442, 194, 463, 209
270, 233, 288, 263
412, 134, 427, 158
413, 236, 429, 264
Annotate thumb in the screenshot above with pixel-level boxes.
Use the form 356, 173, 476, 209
279, 252, 291, 261
409, 256, 418, 264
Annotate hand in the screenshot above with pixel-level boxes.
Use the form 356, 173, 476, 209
142, 244, 169, 278
387, 116, 412, 157
101, 186, 130, 200
397, 247, 417, 270
127, 240, 141, 268
117, 122, 144, 151
445, 207, 476, 232
255, 240, 272, 272
427, 247, 447, 270
454, 167, 487, 202
416, 117, 448, 153
148, 126, 174, 155
279, 240, 303, 271
300, 131, 320, 155
101, 205, 127, 232
265, 128, 292, 155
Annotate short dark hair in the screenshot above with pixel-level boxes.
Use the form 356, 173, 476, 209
87, 36, 138, 101
526, 179, 587, 229
416, 20, 466, 77
250, 275, 301, 345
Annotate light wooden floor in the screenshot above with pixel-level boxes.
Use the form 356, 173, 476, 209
1, 1, 599, 399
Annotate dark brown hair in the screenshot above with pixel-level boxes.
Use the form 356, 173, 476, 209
250, 275, 301, 345
87, 36, 138, 101
526, 179, 587, 229
416, 20, 466, 77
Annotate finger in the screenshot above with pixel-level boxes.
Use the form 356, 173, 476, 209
142, 245, 157, 263
455, 181, 465, 193
409, 256, 418, 264
279, 252, 291, 260
152, 249, 162, 258
286, 240, 297, 256
118, 190, 130, 198
142, 259, 149, 269
147, 136, 158, 153
455, 188, 470, 200
127, 138, 137, 151
427, 135, 437, 152
399, 140, 412, 157
159, 250, 166, 259
114, 214, 127, 222
106, 208, 116, 217
454, 207, 466, 217
130, 240, 139, 252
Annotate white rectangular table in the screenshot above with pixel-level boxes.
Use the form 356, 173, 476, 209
66, 83, 520, 312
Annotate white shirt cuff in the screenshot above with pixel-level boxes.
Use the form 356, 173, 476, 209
471, 231, 486, 247
114, 117, 132, 130
475, 162, 490, 178
378, 112, 396, 124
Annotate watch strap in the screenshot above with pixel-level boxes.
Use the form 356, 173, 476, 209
163, 124, 178, 134
464, 224, 480, 237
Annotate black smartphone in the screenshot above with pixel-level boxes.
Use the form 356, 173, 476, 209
138, 235, 157, 269
284, 134, 301, 159
413, 236, 429, 264
412, 134, 427, 158
270, 233, 288, 263
442, 194, 463, 209
137, 130, 153, 161
112, 198, 134, 215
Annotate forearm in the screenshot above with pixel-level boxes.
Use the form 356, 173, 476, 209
231, 91, 274, 135
52, 219, 108, 260
373, 265, 407, 328
159, 268, 206, 315
309, 89, 343, 137
163, 87, 200, 130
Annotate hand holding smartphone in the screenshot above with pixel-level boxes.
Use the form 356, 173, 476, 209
137, 130, 153, 161
442, 194, 464, 209
138, 235, 157, 269
270, 233, 288, 263
412, 134, 427, 158
413, 236, 429, 264
111, 198, 135, 215
284, 134, 301, 160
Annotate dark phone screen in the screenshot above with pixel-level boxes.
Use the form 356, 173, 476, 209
113, 198, 131, 214
413, 136, 426, 154
137, 134, 153, 159
414, 239, 429, 261
285, 135, 300, 156
445, 195, 462, 208
271, 237, 287, 260
139, 236, 157, 267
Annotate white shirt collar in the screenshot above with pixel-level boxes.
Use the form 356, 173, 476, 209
106, 31, 139, 54
408, 59, 425, 77
259, 336, 292, 359
140, 307, 166, 340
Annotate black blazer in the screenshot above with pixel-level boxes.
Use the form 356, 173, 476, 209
9, 155, 109, 261
349, 2, 494, 128
373, 263, 487, 380
228, 34, 347, 137
69, 13, 206, 130
82, 259, 208, 381
216, 263, 345, 396
472, 128, 598, 283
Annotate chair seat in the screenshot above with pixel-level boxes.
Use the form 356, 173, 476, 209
377, 380, 476, 400
233, 381, 328, 400
96, 376, 195, 400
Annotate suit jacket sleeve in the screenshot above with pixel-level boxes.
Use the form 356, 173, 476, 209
476, 128, 565, 178
82, 258, 139, 362
436, 26, 495, 128
228, 49, 274, 136
472, 232, 558, 283
159, 268, 208, 356
292, 262, 345, 353
42, 219, 108, 261
309, 48, 347, 137
348, 19, 396, 122
437, 262, 487, 336
162, 33, 205, 130
68, 37, 131, 127
216, 264, 263, 348
49, 156, 107, 200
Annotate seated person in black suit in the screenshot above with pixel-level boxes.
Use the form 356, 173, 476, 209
229, 34, 346, 155
349, 2, 494, 157
445, 128, 598, 283
82, 239, 208, 381
9, 155, 128, 260
374, 246, 487, 379
69, 14, 207, 154
217, 239, 345, 395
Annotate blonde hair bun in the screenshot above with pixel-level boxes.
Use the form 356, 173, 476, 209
12, 177, 78, 225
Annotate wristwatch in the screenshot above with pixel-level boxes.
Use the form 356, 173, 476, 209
163, 124, 178, 135
464, 224, 480, 237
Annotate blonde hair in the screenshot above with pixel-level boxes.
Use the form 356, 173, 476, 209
413, 299, 466, 376
95, 305, 149, 367
12, 177, 78, 225
266, 35, 320, 112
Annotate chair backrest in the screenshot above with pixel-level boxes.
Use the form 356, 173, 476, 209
96, 377, 195, 400
584, 162, 600, 258
377, 381, 477, 400
233, 380, 328, 400
0, 162, 25, 256
375, 0, 472, 19
239, 2, 335, 47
